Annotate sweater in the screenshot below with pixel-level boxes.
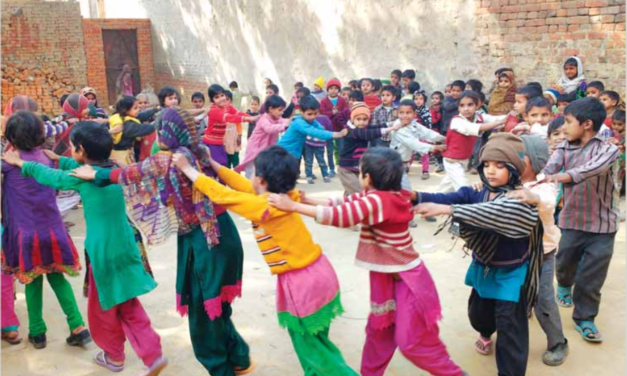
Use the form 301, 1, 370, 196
306, 115, 333, 147
194, 167, 322, 274
319, 96, 349, 132
277, 115, 334, 159
430, 105, 443, 133
390, 120, 445, 162
203, 104, 248, 145
364, 94, 382, 113
237, 113, 289, 171
371, 104, 398, 142
440, 96, 459, 134
316, 190, 420, 273
339, 122, 383, 171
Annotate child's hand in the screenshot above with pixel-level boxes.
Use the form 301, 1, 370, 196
43, 149, 61, 161
298, 190, 307, 203
390, 122, 402, 132
237, 135, 242, 147
2, 150, 24, 167
545, 173, 573, 184
505, 187, 540, 205
334, 129, 348, 138
607, 137, 620, 146
511, 123, 530, 135
268, 193, 297, 212
67, 118, 79, 124
70, 165, 97, 180
414, 203, 453, 218
432, 144, 447, 152
172, 153, 192, 171
471, 182, 483, 191
109, 124, 123, 134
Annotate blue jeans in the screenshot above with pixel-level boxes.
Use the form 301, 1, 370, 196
304, 144, 329, 178
326, 139, 335, 173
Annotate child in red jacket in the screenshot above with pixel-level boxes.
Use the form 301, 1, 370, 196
320, 78, 349, 170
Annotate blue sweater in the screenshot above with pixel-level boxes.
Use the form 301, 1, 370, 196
278, 116, 334, 159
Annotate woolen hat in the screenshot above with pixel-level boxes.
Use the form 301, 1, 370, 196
350, 102, 371, 122
520, 135, 549, 174
314, 76, 325, 89
479, 133, 526, 175
326, 78, 341, 91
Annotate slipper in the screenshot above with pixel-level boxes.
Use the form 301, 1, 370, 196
575, 321, 603, 343
474, 336, 493, 355
140, 357, 168, 376
556, 285, 573, 308
234, 361, 256, 375
93, 350, 124, 372
1, 331, 22, 345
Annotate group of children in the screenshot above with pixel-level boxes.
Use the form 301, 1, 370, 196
0, 53, 624, 376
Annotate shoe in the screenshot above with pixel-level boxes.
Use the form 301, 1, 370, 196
307, 177, 315, 184
421, 172, 430, 180
408, 220, 418, 228
543, 339, 569, 366
312, 174, 318, 180
66, 328, 92, 347
329, 171, 336, 178
323, 176, 332, 183
28, 333, 47, 350
435, 164, 444, 173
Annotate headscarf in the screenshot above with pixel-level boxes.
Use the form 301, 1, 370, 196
557, 56, 586, 95
477, 133, 526, 193
117, 108, 219, 247
80, 87, 97, 98
2, 95, 38, 130
520, 135, 549, 174
63, 94, 90, 119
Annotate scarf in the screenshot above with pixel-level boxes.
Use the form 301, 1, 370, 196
53, 94, 91, 156
118, 108, 219, 247
557, 56, 586, 94
2, 95, 38, 132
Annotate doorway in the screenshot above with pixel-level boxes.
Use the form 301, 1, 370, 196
102, 29, 141, 104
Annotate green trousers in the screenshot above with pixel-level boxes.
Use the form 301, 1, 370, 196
288, 327, 359, 376
226, 152, 240, 169
25, 273, 84, 336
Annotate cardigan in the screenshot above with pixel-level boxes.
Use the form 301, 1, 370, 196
203, 104, 248, 146
277, 116, 335, 159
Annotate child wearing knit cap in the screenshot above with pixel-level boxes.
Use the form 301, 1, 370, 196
311, 76, 326, 102
338, 102, 399, 196
320, 78, 349, 174
414, 133, 544, 376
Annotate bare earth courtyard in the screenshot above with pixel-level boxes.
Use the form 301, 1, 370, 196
2, 165, 625, 376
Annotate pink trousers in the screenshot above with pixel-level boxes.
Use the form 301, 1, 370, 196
361, 279, 462, 376
1, 274, 19, 330
421, 153, 430, 173
88, 269, 162, 366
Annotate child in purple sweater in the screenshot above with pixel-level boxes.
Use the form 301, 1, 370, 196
304, 115, 333, 184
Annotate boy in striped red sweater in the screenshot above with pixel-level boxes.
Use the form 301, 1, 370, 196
269, 147, 467, 376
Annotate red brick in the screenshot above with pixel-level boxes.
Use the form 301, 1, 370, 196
546, 17, 567, 24
585, 0, 609, 6
567, 16, 590, 24
527, 11, 538, 18
589, 7, 601, 15
616, 22, 626, 30
556, 9, 568, 16
602, 23, 616, 30
600, 6, 621, 14
567, 8, 580, 16
565, 32, 587, 39
588, 31, 607, 39
568, 24, 581, 31
616, 13, 626, 22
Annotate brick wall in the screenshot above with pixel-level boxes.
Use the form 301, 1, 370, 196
473, 0, 626, 93
155, 72, 210, 107
82, 19, 156, 108
1, 0, 87, 115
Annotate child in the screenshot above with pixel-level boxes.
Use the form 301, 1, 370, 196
348, 89, 364, 107
390, 100, 445, 185
224, 90, 243, 168
293, 87, 311, 116
488, 71, 516, 116
444, 84, 452, 97
69, 109, 250, 375
556, 92, 576, 116
277, 95, 346, 159
544, 97, 619, 343
203, 84, 258, 167
191, 92, 209, 134
320, 78, 349, 169
341, 86, 351, 101
1, 272, 21, 344
237, 95, 290, 178
401, 69, 416, 96
312, 76, 326, 102
543, 89, 560, 114
391, 69, 403, 94
172, 145, 359, 375
487, 67, 513, 99
3, 122, 166, 375
414, 133, 543, 376
370, 85, 399, 148
361, 78, 382, 112
441, 80, 465, 135
269, 147, 467, 376
504, 85, 543, 133
430, 91, 445, 172
610, 110, 626, 221
158, 85, 181, 108
304, 114, 333, 184
229, 81, 249, 111
402, 81, 421, 101
109, 96, 156, 165
2, 111, 90, 350
439, 91, 506, 193
511, 97, 553, 139
547, 116, 566, 155
586, 80, 605, 98
553, 56, 587, 99
465, 79, 484, 93
599, 90, 621, 127
339, 102, 398, 196
246, 95, 261, 139
80, 87, 108, 119
413, 91, 437, 179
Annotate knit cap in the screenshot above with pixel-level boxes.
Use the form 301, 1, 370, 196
520, 135, 549, 174
314, 76, 325, 89
350, 102, 371, 122
479, 133, 526, 174
326, 78, 341, 91
544, 88, 559, 104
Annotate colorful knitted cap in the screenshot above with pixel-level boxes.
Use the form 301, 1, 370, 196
350, 101, 371, 122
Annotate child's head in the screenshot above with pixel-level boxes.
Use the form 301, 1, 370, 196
495, 67, 513, 80
250, 95, 261, 112
450, 80, 465, 99
115, 96, 139, 118
413, 90, 428, 108
444, 84, 452, 97
349, 80, 359, 90
299, 95, 320, 123
136, 93, 150, 111
341, 87, 351, 100
208, 84, 229, 107
350, 102, 371, 128
326, 78, 341, 98
401, 69, 416, 87
525, 97, 553, 126
224, 90, 233, 103
265, 95, 286, 119
478, 92, 486, 108
547, 116, 566, 150
478, 133, 526, 190
563, 56, 581, 80
266, 84, 279, 97
557, 92, 576, 114
229, 81, 238, 91
430, 91, 444, 106
520, 135, 549, 181
398, 99, 417, 126
296, 87, 311, 100
252, 145, 299, 194
563, 97, 606, 142
586, 81, 605, 98
348, 90, 364, 106
458, 90, 480, 119
264, 78, 273, 87
63, 94, 90, 119
360, 147, 403, 192
514, 85, 542, 115
406, 81, 421, 97
5, 111, 45, 151
373, 79, 383, 94
599, 90, 620, 111
361, 78, 375, 95
465, 79, 484, 93
313, 77, 325, 92
543, 89, 559, 107
391, 69, 402, 86
498, 73, 513, 89
59, 94, 70, 108
294, 82, 304, 91
70, 121, 112, 163
81, 87, 99, 107
613, 110, 626, 134
158, 86, 180, 108
380, 85, 398, 106
527, 82, 543, 93
191, 92, 205, 109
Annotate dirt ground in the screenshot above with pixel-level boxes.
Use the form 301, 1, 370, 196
2, 164, 625, 376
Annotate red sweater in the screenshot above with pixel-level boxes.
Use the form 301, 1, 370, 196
364, 95, 382, 113
442, 114, 483, 160
316, 190, 420, 273
203, 104, 247, 146
319, 96, 349, 132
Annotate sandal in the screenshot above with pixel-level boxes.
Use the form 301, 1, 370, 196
474, 336, 493, 355
556, 285, 573, 308
575, 321, 603, 343
234, 361, 256, 375
140, 357, 168, 376
93, 350, 124, 372
1, 331, 22, 345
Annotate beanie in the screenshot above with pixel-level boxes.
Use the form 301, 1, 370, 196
520, 135, 549, 174
350, 102, 371, 122
479, 133, 526, 175
314, 76, 325, 89
326, 78, 341, 91
544, 89, 559, 104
